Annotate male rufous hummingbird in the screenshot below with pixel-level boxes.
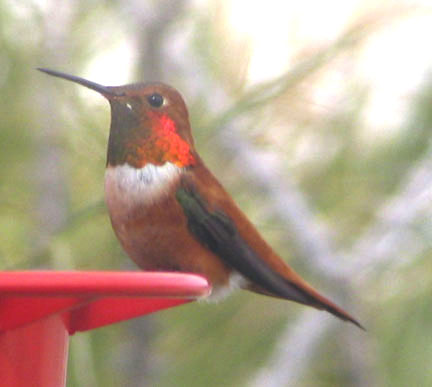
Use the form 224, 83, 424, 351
38, 68, 362, 329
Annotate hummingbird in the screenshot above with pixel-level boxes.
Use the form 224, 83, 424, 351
38, 68, 362, 329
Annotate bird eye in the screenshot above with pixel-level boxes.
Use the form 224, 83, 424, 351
147, 93, 164, 108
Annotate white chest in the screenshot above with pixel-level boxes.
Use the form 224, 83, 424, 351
104, 162, 182, 219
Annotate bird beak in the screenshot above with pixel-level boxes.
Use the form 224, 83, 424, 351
37, 68, 124, 97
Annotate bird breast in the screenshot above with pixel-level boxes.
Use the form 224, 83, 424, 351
104, 162, 183, 221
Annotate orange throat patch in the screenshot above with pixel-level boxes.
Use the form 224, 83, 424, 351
130, 112, 195, 168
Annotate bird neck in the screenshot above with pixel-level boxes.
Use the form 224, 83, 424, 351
106, 103, 196, 169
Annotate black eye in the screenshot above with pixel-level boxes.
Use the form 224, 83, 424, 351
147, 93, 164, 108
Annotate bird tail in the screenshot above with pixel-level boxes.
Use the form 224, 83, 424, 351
249, 269, 364, 330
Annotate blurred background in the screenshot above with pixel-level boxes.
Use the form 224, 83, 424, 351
2, 0, 432, 386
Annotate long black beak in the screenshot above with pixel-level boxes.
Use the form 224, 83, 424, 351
37, 68, 124, 97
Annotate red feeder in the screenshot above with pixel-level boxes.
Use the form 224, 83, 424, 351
0, 271, 210, 387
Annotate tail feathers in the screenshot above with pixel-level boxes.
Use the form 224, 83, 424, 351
249, 277, 364, 330
292, 281, 365, 330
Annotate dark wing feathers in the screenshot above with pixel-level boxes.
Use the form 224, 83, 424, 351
175, 186, 323, 307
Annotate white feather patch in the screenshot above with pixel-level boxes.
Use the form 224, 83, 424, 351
105, 162, 182, 219
202, 272, 248, 303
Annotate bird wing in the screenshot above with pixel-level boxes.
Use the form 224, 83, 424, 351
175, 185, 319, 306
175, 165, 363, 329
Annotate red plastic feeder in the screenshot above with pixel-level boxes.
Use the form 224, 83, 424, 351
0, 271, 210, 387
